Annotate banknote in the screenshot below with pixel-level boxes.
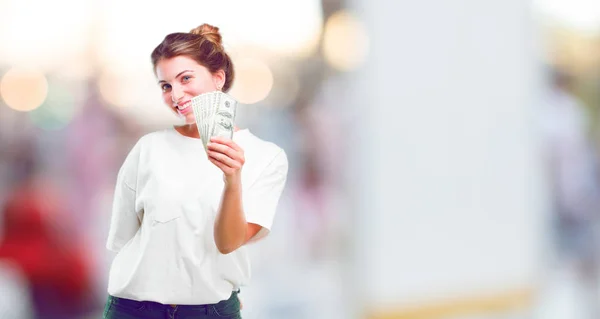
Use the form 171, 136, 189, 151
191, 91, 238, 151
210, 93, 237, 139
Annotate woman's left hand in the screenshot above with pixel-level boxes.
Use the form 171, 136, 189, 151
207, 136, 245, 185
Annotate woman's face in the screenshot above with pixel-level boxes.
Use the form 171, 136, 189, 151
155, 55, 224, 125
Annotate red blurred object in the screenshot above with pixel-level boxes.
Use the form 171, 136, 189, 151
0, 178, 93, 318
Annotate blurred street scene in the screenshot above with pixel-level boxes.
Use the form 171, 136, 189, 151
1, 0, 600, 318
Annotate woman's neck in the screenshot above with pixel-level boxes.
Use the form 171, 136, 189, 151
174, 123, 241, 139
174, 124, 200, 139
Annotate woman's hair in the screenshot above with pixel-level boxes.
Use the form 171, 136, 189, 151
151, 24, 235, 92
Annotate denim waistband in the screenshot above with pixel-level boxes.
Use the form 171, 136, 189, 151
109, 290, 238, 310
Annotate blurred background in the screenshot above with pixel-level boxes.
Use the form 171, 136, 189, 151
1, 0, 600, 318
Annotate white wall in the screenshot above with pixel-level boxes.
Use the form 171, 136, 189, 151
346, 0, 550, 313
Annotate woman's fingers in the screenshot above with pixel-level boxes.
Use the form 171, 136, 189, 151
210, 136, 244, 153
207, 142, 243, 163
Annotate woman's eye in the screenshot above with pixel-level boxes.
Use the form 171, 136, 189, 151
161, 84, 171, 92
182, 76, 191, 82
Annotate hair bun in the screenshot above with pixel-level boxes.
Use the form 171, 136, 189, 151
190, 23, 222, 47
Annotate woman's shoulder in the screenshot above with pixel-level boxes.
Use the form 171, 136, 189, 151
131, 129, 175, 149
235, 129, 285, 161
236, 130, 288, 181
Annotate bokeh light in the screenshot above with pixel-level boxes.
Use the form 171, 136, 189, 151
263, 63, 301, 108
322, 10, 370, 71
229, 58, 274, 104
97, 70, 129, 108
97, 67, 159, 109
29, 82, 78, 131
0, 68, 48, 112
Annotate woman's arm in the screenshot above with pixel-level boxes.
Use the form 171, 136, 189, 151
207, 137, 260, 254
213, 179, 262, 254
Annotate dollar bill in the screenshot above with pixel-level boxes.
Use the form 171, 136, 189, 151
191, 92, 212, 150
210, 93, 237, 139
191, 91, 238, 151
191, 94, 205, 147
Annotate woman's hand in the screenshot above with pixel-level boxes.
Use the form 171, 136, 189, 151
207, 136, 245, 185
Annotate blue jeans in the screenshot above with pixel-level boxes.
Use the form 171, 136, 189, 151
103, 291, 241, 319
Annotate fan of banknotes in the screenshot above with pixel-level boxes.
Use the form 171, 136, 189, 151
191, 91, 238, 151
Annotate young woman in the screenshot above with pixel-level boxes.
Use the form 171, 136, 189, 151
103, 23, 288, 319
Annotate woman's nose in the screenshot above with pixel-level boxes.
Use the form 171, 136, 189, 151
171, 85, 184, 104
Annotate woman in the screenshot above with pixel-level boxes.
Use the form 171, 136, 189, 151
103, 23, 288, 319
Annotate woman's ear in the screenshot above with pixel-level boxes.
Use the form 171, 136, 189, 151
213, 69, 226, 91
